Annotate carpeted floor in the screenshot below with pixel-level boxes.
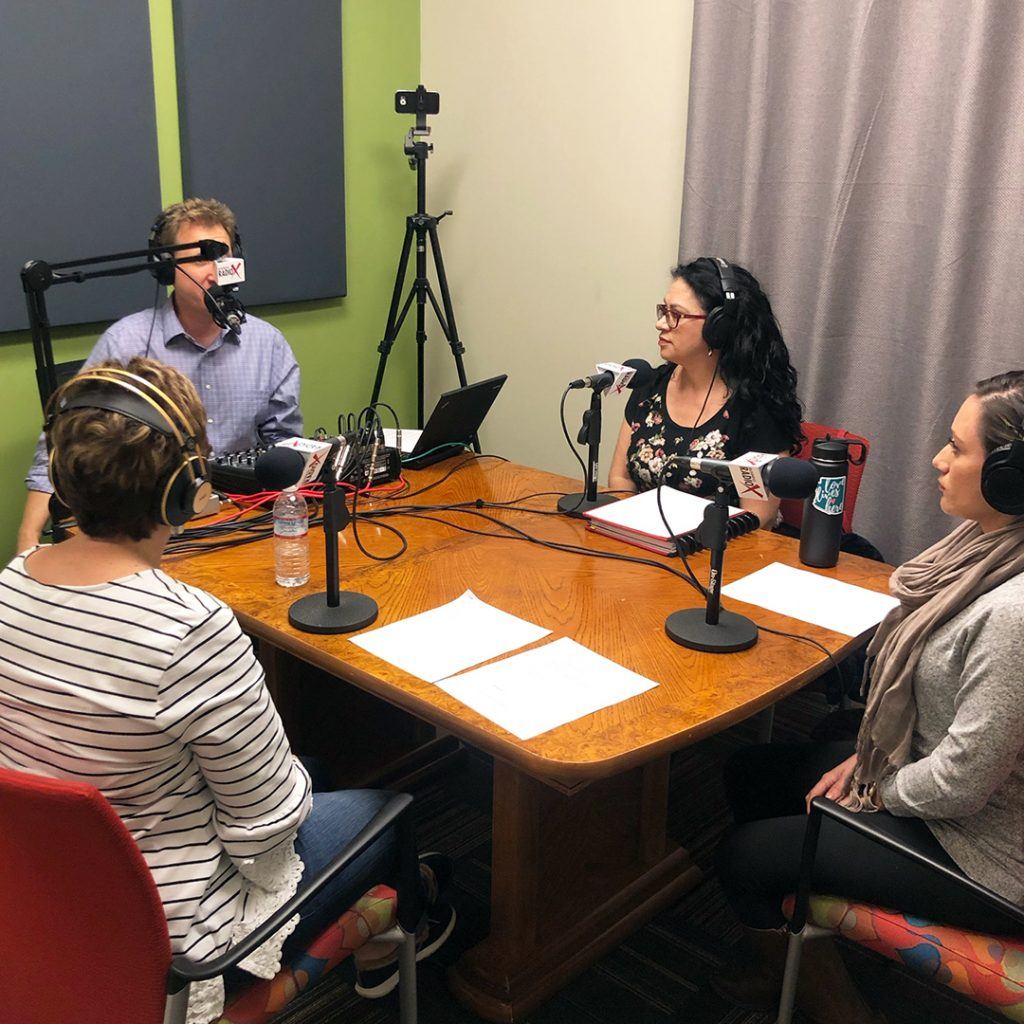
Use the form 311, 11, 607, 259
276, 692, 1002, 1024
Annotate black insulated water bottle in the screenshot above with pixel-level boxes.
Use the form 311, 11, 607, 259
799, 438, 849, 568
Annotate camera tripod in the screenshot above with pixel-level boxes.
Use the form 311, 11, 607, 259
370, 86, 478, 450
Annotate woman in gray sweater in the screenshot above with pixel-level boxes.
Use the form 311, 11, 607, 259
714, 370, 1024, 1024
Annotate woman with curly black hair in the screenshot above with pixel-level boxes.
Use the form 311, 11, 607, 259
608, 256, 803, 526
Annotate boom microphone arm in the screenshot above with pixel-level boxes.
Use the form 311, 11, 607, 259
21, 238, 229, 410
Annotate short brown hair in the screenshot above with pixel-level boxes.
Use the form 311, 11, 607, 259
155, 197, 237, 249
48, 358, 210, 540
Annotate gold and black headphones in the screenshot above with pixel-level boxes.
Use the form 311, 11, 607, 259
45, 367, 212, 527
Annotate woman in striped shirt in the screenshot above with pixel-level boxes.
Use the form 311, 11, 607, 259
0, 358, 409, 1022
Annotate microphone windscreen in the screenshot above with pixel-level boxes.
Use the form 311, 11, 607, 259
623, 358, 655, 390
254, 446, 306, 491
764, 457, 818, 499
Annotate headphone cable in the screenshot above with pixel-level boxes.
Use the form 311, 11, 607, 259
143, 278, 162, 360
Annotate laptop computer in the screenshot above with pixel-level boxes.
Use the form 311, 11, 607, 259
386, 374, 508, 467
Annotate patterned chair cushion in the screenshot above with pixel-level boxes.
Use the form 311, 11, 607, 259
782, 894, 1024, 1021
214, 884, 398, 1024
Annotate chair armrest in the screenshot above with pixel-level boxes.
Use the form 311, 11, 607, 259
791, 797, 1024, 934
168, 791, 415, 987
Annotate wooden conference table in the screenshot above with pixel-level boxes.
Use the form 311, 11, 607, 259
165, 457, 893, 1022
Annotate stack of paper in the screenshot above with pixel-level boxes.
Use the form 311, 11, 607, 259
585, 486, 744, 554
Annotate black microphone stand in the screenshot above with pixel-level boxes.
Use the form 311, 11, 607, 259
665, 486, 758, 653
557, 387, 619, 517
21, 240, 228, 411
287, 473, 378, 634
20, 240, 229, 542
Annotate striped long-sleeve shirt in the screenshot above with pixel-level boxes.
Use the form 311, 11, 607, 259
0, 550, 312, 968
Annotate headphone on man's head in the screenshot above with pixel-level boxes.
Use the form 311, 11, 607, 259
702, 256, 740, 351
46, 368, 212, 527
981, 438, 1024, 516
147, 211, 244, 287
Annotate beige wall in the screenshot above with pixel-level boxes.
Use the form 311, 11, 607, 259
420, 1, 694, 479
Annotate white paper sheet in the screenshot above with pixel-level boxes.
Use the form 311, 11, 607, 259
436, 636, 658, 740
584, 485, 742, 540
350, 590, 550, 682
721, 562, 899, 636
382, 428, 422, 454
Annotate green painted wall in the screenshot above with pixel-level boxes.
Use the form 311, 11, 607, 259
0, 0, 420, 559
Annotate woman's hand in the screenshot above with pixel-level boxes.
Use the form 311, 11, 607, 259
805, 753, 858, 813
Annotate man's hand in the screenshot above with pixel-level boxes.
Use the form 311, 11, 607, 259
805, 753, 858, 813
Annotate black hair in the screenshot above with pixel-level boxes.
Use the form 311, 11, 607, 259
672, 256, 803, 454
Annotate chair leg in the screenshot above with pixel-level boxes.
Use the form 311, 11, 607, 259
162, 982, 191, 1024
777, 929, 804, 1024
397, 927, 417, 1024
757, 705, 775, 743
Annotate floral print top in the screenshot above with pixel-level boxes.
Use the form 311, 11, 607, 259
624, 364, 792, 503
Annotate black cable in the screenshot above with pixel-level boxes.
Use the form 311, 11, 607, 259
381, 452, 508, 500
655, 457, 709, 597
349, 481, 408, 561
361, 500, 707, 592
558, 385, 589, 515
142, 278, 162, 359
755, 623, 842, 677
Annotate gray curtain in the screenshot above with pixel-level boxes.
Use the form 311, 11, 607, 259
679, 0, 1024, 564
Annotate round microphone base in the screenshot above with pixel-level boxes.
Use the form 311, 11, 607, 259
665, 608, 758, 653
288, 591, 379, 635
557, 491, 619, 519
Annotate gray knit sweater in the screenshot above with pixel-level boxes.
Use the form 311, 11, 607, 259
877, 572, 1024, 905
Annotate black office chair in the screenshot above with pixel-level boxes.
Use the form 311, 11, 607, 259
779, 797, 1024, 1023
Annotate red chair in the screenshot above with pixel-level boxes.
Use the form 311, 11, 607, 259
0, 766, 421, 1024
778, 422, 870, 534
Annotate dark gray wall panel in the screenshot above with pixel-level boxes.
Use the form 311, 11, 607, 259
174, 1, 346, 305
0, 3, 163, 332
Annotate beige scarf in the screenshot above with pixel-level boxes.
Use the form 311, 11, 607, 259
846, 517, 1024, 810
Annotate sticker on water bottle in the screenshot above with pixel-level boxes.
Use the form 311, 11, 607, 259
812, 476, 846, 516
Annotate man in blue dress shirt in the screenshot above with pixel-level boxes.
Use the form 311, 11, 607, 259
17, 198, 303, 551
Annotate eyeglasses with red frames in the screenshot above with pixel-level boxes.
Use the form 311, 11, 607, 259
655, 303, 707, 329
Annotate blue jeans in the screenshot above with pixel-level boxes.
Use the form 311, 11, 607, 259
223, 788, 398, 999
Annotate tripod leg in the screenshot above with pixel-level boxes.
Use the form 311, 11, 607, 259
426, 222, 479, 451
426, 223, 469, 384
371, 219, 416, 406
414, 220, 429, 428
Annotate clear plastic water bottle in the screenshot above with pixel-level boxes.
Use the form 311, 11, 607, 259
273, 488, 310, 587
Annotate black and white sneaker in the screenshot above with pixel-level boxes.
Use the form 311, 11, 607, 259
354, 852, 456, 999
354, 900, 457, 998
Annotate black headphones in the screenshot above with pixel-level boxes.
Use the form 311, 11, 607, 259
982, 439, 1024, 516
46, 368, 212, 527
702, 256, 740, 351
147, 210, 244, 287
